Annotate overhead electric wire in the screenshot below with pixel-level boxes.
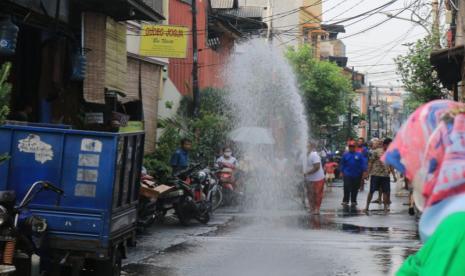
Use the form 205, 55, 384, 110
325, 0, 398, 25
261, 0, 324, 20
277, 0, 354, 45
347, 29, 427, 56
324, 0, 367, 23
366, 70, 398, 74
361, 26, 416, 72
278, 0, 400, 46
323, 4, 429, 23
337, 0, 421, 40
282, 0, 351, 31
370, 76, 400, 83
261, 0, 330, 22
348, 25, 416, 64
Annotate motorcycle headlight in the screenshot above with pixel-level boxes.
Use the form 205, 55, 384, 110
0, 206, 8, 226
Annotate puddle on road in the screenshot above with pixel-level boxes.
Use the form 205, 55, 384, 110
305, 214, 419, 242
303, 214, 390, 233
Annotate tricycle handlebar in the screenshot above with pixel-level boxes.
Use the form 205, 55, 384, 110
42, 181, 64, 195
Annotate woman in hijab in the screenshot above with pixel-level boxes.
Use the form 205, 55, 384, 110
382, 100, 465, 276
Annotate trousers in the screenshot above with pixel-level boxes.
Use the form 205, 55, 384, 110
306, 179, 325, 211
343, 176, 362, 204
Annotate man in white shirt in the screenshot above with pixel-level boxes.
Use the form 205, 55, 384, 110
304, 141, 325, 215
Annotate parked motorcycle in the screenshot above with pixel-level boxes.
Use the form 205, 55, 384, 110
138, 164, 215, 227
137, 169, 161, 230
197, 167, 222, 212
171, 165, 213, 226
216, 162, 242, 206
0, 180, 63, 276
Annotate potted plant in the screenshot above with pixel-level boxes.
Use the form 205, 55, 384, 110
0, 62, 12, 164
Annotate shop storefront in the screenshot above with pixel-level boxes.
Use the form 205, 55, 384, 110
0, 0, 164, 138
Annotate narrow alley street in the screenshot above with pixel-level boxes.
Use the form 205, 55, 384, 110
3, 1, 464, 275
123, 180, 420, 276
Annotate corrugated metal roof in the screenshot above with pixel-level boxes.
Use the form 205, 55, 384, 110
210, 0, 236, 9
219, 6, 264, 18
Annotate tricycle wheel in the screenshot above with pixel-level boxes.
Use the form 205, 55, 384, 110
95, 249, 122, 276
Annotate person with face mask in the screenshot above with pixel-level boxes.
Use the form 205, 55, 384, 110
383, 100, 465, 276
216, 147, 238, 168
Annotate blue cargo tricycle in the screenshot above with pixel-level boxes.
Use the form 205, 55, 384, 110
0, 123, 144, 275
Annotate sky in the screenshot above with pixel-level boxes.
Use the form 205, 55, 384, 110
322, 0, 432, 87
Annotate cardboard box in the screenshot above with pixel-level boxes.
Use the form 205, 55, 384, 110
140, 183, 175, 199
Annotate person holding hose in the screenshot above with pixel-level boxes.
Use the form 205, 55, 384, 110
304, 141, 325, 215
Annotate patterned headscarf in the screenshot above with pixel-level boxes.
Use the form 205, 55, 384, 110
383, 100, 465, 241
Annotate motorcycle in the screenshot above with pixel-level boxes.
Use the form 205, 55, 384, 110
198, 167, 222, 212
0, 180, 63, 276
138, 165, 214, 227
137, 169, 161, 230
171, 165, 213, 226
216, 162, 242, 206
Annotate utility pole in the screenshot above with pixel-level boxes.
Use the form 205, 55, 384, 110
368, 83, 372, 139
348, 67, 355, 140
432, 0, 440, 48
266, 0, 273, 42
192, 0, 200, 117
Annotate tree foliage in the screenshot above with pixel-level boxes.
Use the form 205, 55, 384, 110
0, 63, 11, 164
0, 62, 11, 124
395, 36, 445, 110
286, 45, 354, 145
144, 88, 233, 180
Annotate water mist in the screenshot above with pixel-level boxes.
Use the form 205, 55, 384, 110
225, 39, 309, 215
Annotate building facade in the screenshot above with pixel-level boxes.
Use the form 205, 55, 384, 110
431, 0, 465, 101
167, 0, 265, 96
0, 0, 164, 153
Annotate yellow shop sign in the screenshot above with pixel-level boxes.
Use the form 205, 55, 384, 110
139, 25, 189, 58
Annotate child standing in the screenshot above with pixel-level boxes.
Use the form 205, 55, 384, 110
324, 159, 338, 192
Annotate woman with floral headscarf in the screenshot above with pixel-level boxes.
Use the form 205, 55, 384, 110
383, 100, 465, 275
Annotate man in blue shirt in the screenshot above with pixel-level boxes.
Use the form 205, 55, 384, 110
340, 140, 368, 206
170, 138, 192, 174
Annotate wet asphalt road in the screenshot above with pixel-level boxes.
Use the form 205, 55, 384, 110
124, 181, 421, 276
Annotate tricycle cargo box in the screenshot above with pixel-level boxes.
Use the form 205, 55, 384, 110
0, 124, 144, 249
